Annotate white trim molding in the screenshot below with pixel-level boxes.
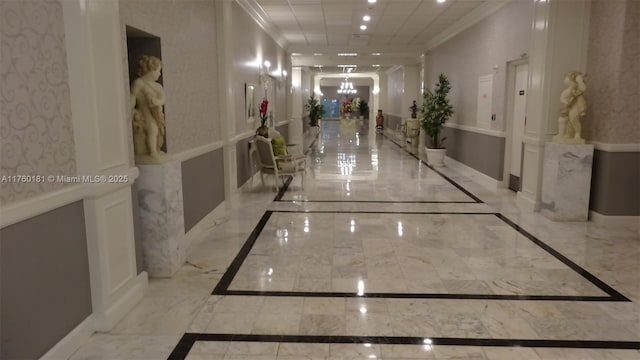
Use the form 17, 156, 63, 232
0, 167, 139, 229
39, 315, 95, 360
589, 141, 640, 152
172, 141, 225, 163
230, 129, 258, 143
235, 0, 289, 49
589, 211, 640, 235
445, 123, 506, 138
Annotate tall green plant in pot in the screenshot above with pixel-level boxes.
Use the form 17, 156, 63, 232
421, 73, 454, 166
306, 93, 325, 127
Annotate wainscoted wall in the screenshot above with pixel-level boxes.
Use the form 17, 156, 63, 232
590, 151, 640, 216
384, 114, 403, 132
119, 0, 220, 154
181, 149, 225, 232
0, 201, 91, 360
442, 127, 506, 181
236, 134, 256, 188
424, 1, 532, 132
584, 0, 640, 144
0, 0, 77, 206
231, 2, 290, 136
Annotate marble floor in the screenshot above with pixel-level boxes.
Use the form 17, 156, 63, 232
71, 120, 640, 359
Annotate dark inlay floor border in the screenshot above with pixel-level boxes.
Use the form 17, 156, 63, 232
212, 210, 629, 302
168, 333, 640, 360
379, 130, 484, 203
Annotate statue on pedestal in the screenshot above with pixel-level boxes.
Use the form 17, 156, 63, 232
131, 55, 169, 163
553, 71, 587, 144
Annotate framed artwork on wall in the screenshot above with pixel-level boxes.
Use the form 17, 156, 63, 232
245, 83, 256, 123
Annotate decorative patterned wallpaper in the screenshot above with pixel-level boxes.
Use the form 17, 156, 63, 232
425, 1, 532, 132
0, 0, 77, 206
584, 0, 640, 144
119, 0, 220, 155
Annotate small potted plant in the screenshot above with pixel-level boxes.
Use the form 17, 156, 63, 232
358, 98, 369, 120
306, 93, 325, 127
256, 98, 269, 137
421, 73, 454, 167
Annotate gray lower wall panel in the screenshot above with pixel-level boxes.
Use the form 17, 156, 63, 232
181, 149, 225, 232
442, 127, 505, 181
590, 150, 640, 216
1, 201, 92, 360
236, 135, 255, 188
384, 114, 402, 130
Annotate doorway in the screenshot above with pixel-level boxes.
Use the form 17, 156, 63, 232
322, 98, 340, 118
505, 61, 528, 192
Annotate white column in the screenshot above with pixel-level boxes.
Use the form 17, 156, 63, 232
518, 0, 590, 210
62, 0, 146, 331
289, 66, 304, 146
215, 0, 238, 196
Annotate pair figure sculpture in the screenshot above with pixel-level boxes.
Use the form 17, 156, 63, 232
131, 55, 168, 163
553, 71, 587, 144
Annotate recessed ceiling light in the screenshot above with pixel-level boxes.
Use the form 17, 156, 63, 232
291, 53, 301, 56
363, 15, 371, 21
437, 0, 446, 3
371, 52, 381, 56
372, 64, 380, 67
313, 53, 323, 56
360, 25, 367, 30
368, 0, 376, 3
337, 53, 358, 56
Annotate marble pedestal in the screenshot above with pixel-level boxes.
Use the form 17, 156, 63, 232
540, 143, 594, 221
137, 160, 185, 277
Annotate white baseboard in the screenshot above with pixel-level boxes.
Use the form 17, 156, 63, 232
40, 315, 94, 360
444, 155, 502, 191
92, 272, 148, 332
516, 191, 537, 212
589, 211, 640, 234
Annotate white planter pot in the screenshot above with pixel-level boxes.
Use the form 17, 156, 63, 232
425, 147, 446, 167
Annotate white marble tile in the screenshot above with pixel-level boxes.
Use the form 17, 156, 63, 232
69, 334, 179, 360
110, 296, 207, 335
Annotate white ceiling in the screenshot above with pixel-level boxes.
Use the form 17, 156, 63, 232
243, 0, 500, 74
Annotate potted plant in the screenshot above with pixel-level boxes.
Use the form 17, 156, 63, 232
421, 73, 454, 167
256, 98, 269, 137
358, 98, 369, 120
306, 93, 325, 127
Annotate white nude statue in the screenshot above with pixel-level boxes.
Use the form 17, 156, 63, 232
131, 55, 169, 163
553, 71, 587, 144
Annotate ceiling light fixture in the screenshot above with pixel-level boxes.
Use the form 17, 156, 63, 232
371, 52, 381, 56
363, 15, 371, 21
368, 0, 376, 3
338, 77, 357, 95
338, 53, 358, 56
437, 0, 446, 3
360, 25, 367, 30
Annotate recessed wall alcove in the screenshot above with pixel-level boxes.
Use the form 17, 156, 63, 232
125, 26, 166, 153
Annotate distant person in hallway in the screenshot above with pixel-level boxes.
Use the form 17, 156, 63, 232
553, 71, 587, 144
131, 55, 168, 163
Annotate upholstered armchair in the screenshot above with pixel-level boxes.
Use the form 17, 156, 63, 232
249, 135, 306, 190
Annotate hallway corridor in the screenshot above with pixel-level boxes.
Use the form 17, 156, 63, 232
71, 121, 640, 359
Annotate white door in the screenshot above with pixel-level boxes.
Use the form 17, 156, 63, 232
509, 63, 528, 191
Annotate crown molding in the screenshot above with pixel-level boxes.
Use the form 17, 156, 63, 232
589, 141, 640, 152
426, 0, 512, 52
235, 0, 289, 50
